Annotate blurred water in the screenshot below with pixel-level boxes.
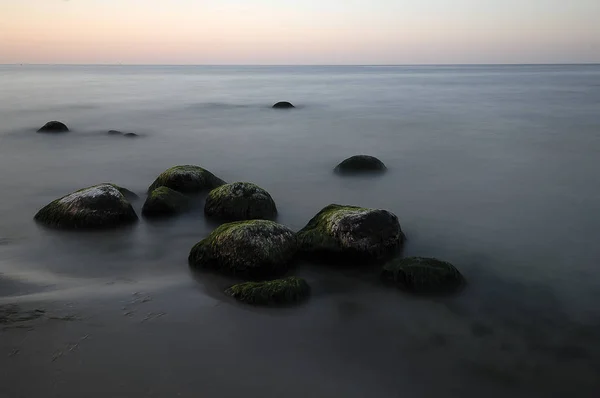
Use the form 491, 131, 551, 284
1, 65, 600, 396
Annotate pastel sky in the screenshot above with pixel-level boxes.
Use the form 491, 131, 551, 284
1, 0, 599, 64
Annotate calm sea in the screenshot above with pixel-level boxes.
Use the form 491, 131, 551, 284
1, 65, 600, 397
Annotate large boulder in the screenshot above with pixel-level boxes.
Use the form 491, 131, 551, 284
147, 165, 225, 194
334, 155, 386, 173
297, 204, 405, 263
34, 184, 138, 229
188, 220, 297, 278
204, 182, 277, 221
37, 121, 69, 133
272, 101, 295, 109
381, 257, 464, 294
225, 276, 310, 306
142, 186, 189, 217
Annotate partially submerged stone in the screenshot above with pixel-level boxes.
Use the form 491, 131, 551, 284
297, 204, 405, 263
107, 130, 122, 135
204, 182, 277, 221
147, 165, 225, 194
272, 101, 295, 109
381, 257, 464, 294
225, 277, 310, 306
188, 220, 297, 278
34, 183, 138, 229
334, 155, 386, 173
142, 186, 189, 217
37, 121, 69, 133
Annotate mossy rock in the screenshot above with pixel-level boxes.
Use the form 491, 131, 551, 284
272, 101, 295, 109
225, 276, 310, 306
381, 257, 464, 294
142, 187, 189, 217
188, 220, 297, 278
297, 204, 405, 263
205, 182, 277, 221
147, 165, 226, 194
37, 121, 69, 133
34, 184, 138, 229
334, 155, 386, 173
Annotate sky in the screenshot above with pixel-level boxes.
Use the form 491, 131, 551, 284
1, 0, 599, 64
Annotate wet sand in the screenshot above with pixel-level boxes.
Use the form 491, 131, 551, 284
2, 264, 600, 398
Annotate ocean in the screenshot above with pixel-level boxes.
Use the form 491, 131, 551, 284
1, 65, 600, 397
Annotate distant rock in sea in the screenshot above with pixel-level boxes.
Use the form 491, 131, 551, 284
37, 121, 69, 133
108, 130, 139, 137
334, 155, 386, 174
272, 101, 295, 109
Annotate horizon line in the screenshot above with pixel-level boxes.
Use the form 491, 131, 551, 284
2, 63, 600, 67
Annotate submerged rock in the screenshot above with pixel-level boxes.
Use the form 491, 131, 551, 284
334, 155, 386, 173
188, 220, 297, 278
108, 130, 138, 137
225, 277, 310, 306
123, 133, 138, 138
107, 130, 123, 135
272, 101, 295, 109
34, 183, 138, 229
142, 186, 189, 217
381, 257, 464, 294
297, 204, 404, 263
147, 165, 226, 194
37, 121, 69, 133
204, 182, 277, 221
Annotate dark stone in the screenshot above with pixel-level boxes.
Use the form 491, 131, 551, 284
142, 186, 189, 217
37, 121, 69, 133
34, 183, 138, 229
147, 165, 226, 194
297, 204, 405, 263
204, 182, 277, 221
123, 133, 138, 138
381, 257, 465, 295
188, 220, 297, 278
225, 277, 310, 306
108, 130, 123, 135
272, 101, 295, 109
334, 155, 386, 173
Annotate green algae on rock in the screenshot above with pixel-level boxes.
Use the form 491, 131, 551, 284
142, 186, 189, 217
334, 155, 386, 173
225, 276, 310, 306
34, 183, 138, 229
37, 121, 69, 133
204, 182, 277, 221
147, 165, 226, 194
188, 220, 297, 278
381, 257, 464, 294
297, 204, 405, 263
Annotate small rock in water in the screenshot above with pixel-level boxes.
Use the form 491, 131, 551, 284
381, 257, 465, 295
334, 155, 386, 173
226, 277, 310, 306
142, 186, 189, 217
37, 121, 69, 133
34, 183, 138, 229
107, 130, 123, 135
147, 165, 226, 194
272, 101, 295, 109
123, 133, 138, 138
204, 182, 277, 221
188, 220, 297, 278
297, 204, 405, 264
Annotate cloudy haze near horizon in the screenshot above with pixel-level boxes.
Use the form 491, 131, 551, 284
1, 0, 599, 64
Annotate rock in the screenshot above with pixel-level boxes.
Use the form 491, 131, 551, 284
142, 187, 189, 217
204, 182, 277, 221
123, 133, 138, 138
108, 130, 138, 137
188, 220, 297, 278
34, 183, 138, 229
272, 101, 295, 109
147, 165, 226, 194
37, 121, 69, 133
297, 204, 405, 263
225, 277, 310, 306
334, 155, 386, 173
381, 257, 464, 294
107, 130, 123, 135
